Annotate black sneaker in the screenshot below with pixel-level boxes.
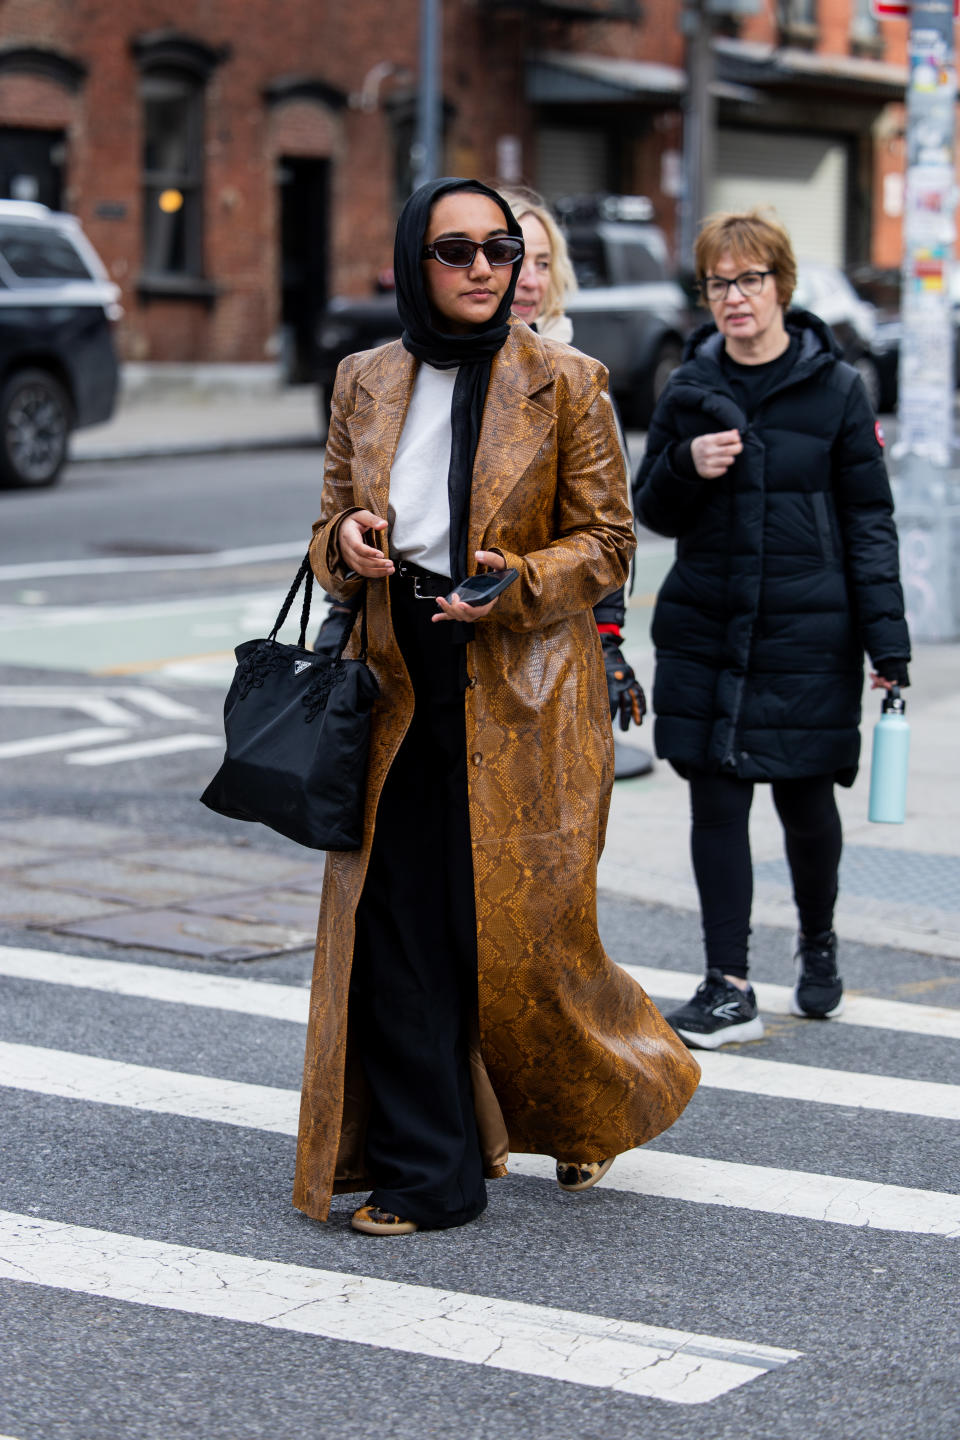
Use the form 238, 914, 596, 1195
791, 930, 844, 1018
665, 969, 764, 1049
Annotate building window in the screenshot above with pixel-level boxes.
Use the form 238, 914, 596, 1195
850, 0, 881, 48
779, 0, 817, 39
132, 31, 227, 298
141, 69, 204, 280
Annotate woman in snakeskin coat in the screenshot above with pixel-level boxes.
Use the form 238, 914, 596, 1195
293, 178, 699, 1236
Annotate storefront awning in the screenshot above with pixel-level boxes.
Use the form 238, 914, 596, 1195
714, 37, 908, 100
526, 50, 685, 105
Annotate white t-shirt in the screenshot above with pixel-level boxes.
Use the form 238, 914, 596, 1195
388, 361, 457, 577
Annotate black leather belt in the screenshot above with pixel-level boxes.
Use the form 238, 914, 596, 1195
393, 559, 451, 600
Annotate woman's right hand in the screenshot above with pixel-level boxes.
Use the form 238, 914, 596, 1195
338, 510, 395, 579
691, 429, 742, 479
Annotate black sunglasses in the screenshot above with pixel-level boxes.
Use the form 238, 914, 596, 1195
422, 236, 525, 268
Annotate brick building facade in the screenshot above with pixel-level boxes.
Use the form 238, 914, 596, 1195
0, 1, 928, 372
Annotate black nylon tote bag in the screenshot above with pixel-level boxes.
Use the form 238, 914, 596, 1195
200, 553, 378, 850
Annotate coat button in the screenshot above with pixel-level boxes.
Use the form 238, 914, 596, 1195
466, 675, 477, 689
471, 752, 482, 765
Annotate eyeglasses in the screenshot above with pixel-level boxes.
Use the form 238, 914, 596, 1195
701, 269, 775, 302
422, 236, 525, 268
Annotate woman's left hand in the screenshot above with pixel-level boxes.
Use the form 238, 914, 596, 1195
432, 550, 506, 623
869, 673, 896, 691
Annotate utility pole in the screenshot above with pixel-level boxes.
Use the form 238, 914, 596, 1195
411, 0, 442, 193
679, 0, 759, 269
889, 0, 960, 639
680, 0, 716, 270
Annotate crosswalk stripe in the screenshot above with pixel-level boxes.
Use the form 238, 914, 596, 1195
1, 1042, 957, 1237
621, 964, 960, 1040
0, 946, 308, 1022
507, 1153, 960, 1238
696, 1051, 960, 1120
0, 1042, 296, 1134
0, 1208, 799, 1404
5, 945, 960, 1041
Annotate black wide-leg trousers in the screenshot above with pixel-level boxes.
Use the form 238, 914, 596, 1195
688, 771, 843, 980
349, 576, 487, 1229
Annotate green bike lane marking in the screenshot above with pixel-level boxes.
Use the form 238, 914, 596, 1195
0, 591, 305, 676
0, 548, 671, 680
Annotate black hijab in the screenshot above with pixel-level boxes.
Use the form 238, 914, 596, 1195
393, 177, 522, 589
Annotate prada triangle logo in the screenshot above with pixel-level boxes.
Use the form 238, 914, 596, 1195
294, 660, 312, 675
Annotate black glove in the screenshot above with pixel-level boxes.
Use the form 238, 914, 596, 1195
312, 599, 359, 659
600, 631, 647, 731
874, 658, 910, 689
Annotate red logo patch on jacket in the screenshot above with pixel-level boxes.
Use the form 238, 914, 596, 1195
875, 421, 885, 448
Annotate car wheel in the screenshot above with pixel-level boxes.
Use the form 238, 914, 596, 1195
0, 368, 72, 489
853, 355, 882, 414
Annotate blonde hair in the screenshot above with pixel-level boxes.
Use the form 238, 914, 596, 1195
694, 207, 797, 309
499, 187, 578, 326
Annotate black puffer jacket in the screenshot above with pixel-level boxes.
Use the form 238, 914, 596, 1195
633, 311, 910, 785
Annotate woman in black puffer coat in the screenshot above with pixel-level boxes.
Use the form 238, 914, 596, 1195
634, 208, 910, 1050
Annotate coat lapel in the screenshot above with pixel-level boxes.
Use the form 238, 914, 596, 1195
345, 342, 417, 518
469, 325, 556, 546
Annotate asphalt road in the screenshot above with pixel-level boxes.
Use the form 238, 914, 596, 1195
0, 450, 958, 1440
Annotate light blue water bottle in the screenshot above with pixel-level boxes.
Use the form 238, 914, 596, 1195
868, 686, 909, 824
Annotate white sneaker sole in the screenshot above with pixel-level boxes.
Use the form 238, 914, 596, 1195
789, 992, 845, 1019
675, 1015, 765, 1050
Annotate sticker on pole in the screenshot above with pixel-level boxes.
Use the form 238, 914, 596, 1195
871, 1, 960, 16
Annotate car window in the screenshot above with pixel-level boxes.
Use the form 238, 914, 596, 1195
608, 237, 662, 284
0, 223, 93, 281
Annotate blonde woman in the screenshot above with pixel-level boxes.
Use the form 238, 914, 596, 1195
501, 187, 649, 764
500, 188, 577, 343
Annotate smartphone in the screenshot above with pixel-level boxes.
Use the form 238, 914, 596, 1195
444, 568, 519, 606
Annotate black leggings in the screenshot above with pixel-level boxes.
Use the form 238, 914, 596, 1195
689, 771, 842, 980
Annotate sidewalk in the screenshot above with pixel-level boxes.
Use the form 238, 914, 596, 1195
61, 382, 960, 963
609, 627, 960, 962
69, 381, 321, 463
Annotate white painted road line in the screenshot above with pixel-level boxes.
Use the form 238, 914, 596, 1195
108, 687, 201, 720
65, 733, 222, 765
2, 1042, 957, 1237
621, 964, 960, 1042
6, 946, 960, 1041
0, 1043, 296, 1134
0, 1209, 799, 1404
0, 688, 139, 726
507, 1152, 960, 1239
0, 947, 308, 1023
0, 541, 306, 582
0, 728, 130, 760
0, 684, 200, 722
697, 1051, 960, 1120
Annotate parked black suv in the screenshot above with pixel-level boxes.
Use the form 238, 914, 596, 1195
0, 201, 120, 488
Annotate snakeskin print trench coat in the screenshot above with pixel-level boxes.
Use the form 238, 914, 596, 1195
293, 321, 700, 1221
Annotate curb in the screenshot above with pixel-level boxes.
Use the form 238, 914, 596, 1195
69, 432, 324, 465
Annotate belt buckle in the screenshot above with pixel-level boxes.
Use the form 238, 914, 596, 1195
412, 575, 436, 601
